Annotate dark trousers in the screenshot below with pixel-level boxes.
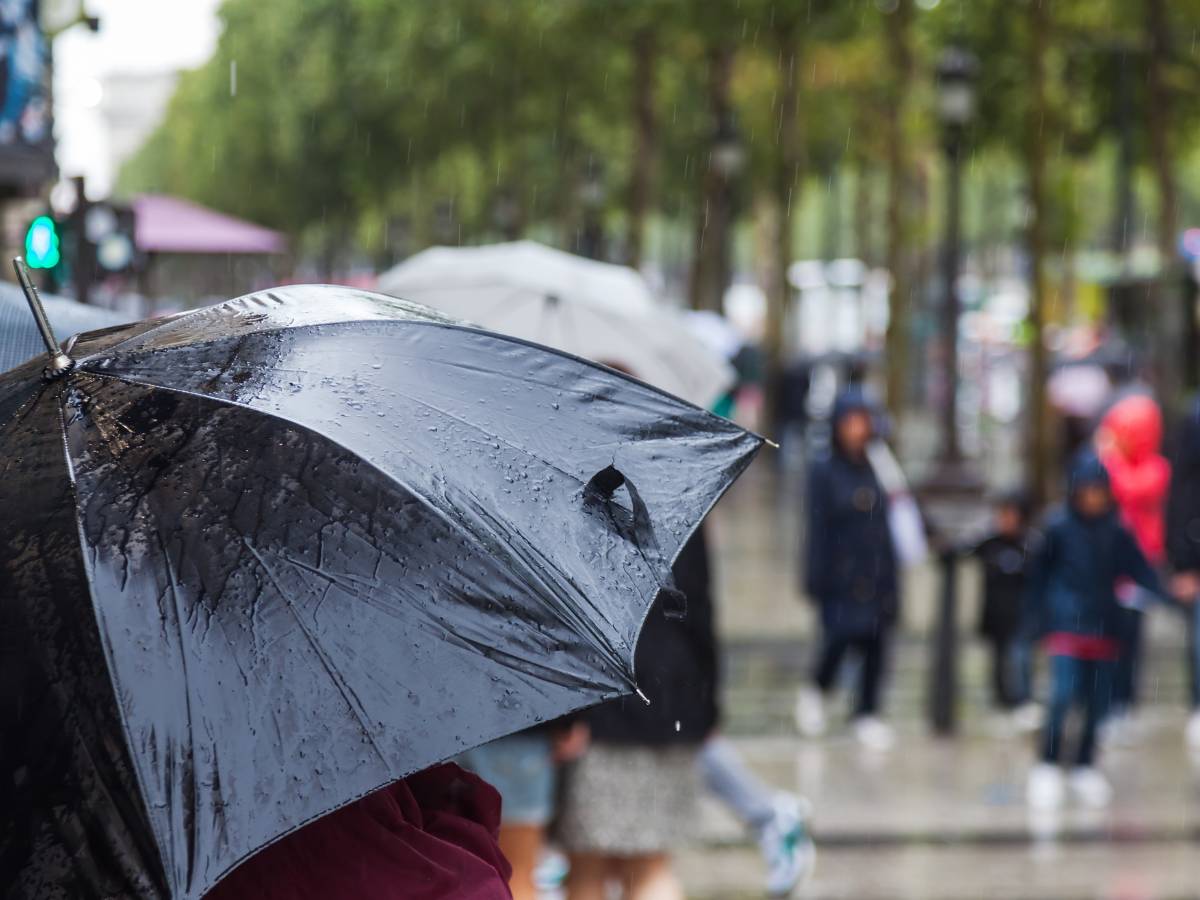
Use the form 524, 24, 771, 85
987, 634, 1021, 709
1041, 656, 1115, 767
813, 631, 888, 717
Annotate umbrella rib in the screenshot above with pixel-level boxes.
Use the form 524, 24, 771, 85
49, 389, 175, 894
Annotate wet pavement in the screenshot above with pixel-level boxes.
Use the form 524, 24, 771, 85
670, 458, 1200, 899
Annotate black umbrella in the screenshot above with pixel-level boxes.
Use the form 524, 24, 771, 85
0, 273, 761, 899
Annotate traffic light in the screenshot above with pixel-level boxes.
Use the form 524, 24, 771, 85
83, 202, 141, 275
24, 215, 60, 269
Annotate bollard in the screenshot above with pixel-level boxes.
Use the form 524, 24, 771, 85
928, 547, 959, 736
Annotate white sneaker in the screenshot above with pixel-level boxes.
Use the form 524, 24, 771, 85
1068, 767, 1112, 807
758, 793, 815, 897
1027, 763, 1065, 809
1012, 702, 1043, 733
852, 716, 895, 752
1186, 711, 1200, 751
533, 848, 569, 890
795, 686, 827, 737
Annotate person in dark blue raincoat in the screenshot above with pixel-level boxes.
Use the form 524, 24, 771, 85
795, 389, 899, 749
1023, 452, 1164, 809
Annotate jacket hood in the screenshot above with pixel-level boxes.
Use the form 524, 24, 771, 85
830, 388, 875, 456
1068, 450, 1111, 505
830, 387, 876, 426
1100, 394, 1163, 463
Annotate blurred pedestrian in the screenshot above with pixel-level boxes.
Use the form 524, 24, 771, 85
696, 736, 812, 897
456, 721, 588, 900
796, 388, 899, 751
1095, 395, 1171, 733
205, 763, 513, 899
969, 492, 1038, 722
1024, 453, 1165, 809
554, 529, 716, 900
1166, 394, 1200, 749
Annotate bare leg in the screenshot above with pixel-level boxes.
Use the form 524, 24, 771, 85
566, 852, 612, 900
498, 824, 543, 900
620, 854, 684, 900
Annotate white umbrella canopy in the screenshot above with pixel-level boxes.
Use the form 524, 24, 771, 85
377, 241, 734, 408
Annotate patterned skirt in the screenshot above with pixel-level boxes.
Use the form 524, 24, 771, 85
554, 742, 700, 855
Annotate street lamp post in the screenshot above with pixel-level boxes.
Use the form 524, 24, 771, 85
934, 46, 977, 466
922, 46, 981, 739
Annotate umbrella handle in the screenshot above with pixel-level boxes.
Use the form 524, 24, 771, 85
12, 257, 73, 379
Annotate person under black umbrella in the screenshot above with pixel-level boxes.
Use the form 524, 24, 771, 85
204, 763, 511, 899
0, 267, 761, 899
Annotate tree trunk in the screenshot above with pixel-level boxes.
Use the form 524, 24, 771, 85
883, 0, 914, 422
626, 28, 657, 270
688, 43, 735, 312
853, 143, 876, 266
761, 23, 803, 436
1026, 0, 1052, 506
1145, 0, 1181, 411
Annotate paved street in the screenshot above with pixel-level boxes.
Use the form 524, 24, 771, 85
671, 458, 1200, 899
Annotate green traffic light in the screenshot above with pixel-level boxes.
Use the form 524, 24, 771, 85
25, 215, 60, 269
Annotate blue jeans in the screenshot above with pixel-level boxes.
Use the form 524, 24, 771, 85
456, 733, 556, 826
1041, 656, 1115, 767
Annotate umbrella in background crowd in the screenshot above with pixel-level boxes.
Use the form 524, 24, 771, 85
377, 241, 735, 409
0, 282, 129, 371
0, 276, 762, 899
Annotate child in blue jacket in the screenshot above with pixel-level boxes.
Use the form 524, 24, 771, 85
1024, 452, 1163, 808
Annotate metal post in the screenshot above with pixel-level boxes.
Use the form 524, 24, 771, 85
940, 136, 963, 463
929, 546, 959, 735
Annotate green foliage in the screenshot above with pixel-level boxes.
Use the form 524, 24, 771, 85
119, 0, 1200, 266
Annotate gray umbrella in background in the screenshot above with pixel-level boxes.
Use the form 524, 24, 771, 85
0, 282, 129, 372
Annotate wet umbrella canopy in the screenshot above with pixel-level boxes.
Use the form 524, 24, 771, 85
0, 280, 761, 899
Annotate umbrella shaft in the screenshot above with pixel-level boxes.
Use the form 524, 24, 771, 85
12, 257, 73, 376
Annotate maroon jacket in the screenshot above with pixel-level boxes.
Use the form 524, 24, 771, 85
204, 764, 512, 900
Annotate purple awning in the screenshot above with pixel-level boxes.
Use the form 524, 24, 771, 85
133, 194, 287, 255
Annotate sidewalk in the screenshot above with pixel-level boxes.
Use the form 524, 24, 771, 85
680, 721, 1200, 898
673, 457, 1200, 898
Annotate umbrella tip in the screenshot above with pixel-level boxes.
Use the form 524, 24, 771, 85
764, 437, 781, 450
635, 686, 651, 706
12, 257, 73, 379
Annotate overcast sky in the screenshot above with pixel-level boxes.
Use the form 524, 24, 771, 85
54, 0, 222, 197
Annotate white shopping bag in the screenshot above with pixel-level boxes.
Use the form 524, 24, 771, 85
866, 440, 929, 567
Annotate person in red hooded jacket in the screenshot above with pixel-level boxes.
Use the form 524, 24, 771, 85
1096, 394, 1172, 724
203, 763, 513, 900
1099, 395, 1171, 563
